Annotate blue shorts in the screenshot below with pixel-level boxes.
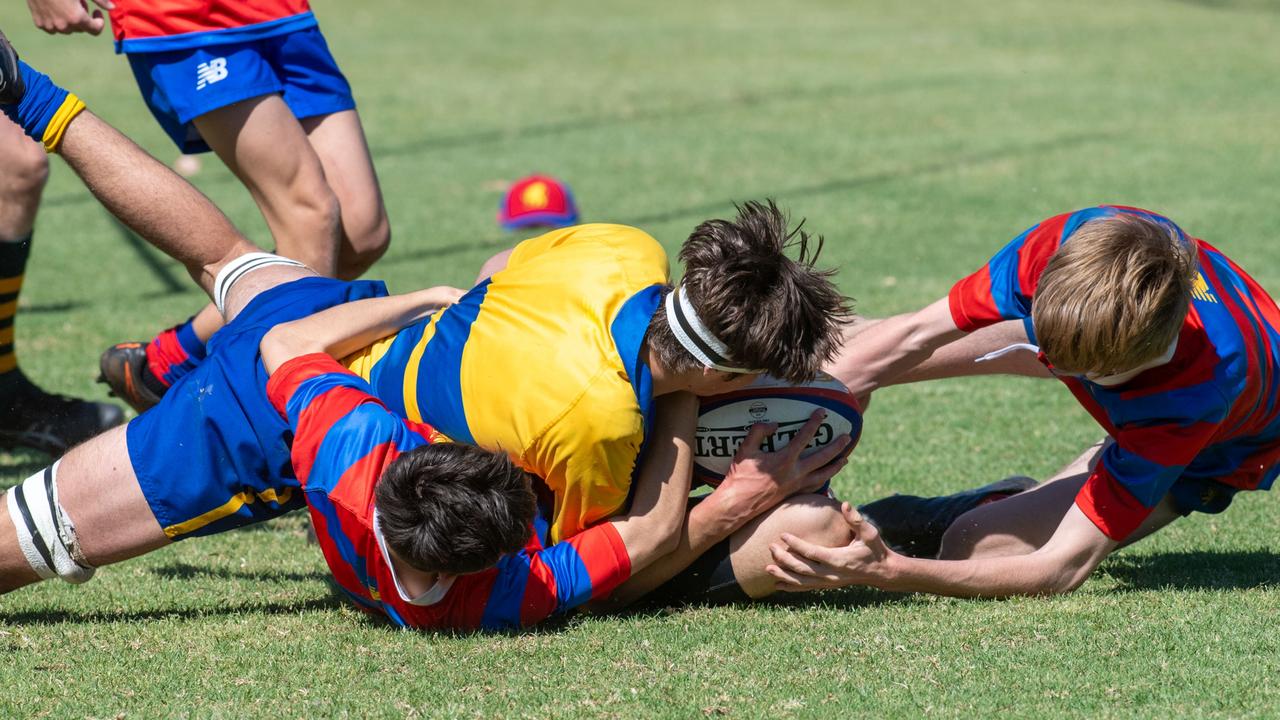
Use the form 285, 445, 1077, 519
126, 27, 355, 154
126, 277, 387, 540
1169, 476, 1240, 516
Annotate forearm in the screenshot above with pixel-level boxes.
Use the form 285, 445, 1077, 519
878, 548, 1095, 598
57, 111, 256, 293
608, 394, 699, 572
889, 320, 1051, 385
607, 489, 755, 608
825, 298, 964, 397
261, 289, 455, 373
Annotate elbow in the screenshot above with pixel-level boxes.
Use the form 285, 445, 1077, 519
260, 323, 315, 365
649, 515, 684, 558
1033, 558, 1096, 597
629, 514, 683, 561
901, 314, 944, 357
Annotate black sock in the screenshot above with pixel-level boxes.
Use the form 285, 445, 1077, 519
0, 237, 32, 395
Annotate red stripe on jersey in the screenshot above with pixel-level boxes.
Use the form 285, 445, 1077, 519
948, 265, 1000, 333
1014, 213, 1069, 300
1116, 310, 1215, 400
520, 554, 559, 627
1200, 256, 1265, 438
291, 386, 382, 485
1113, 420, 1221, 469
572, 523, 632, 601
308, 504, 365, 598
452, 569, 501, 630
265, 353, 347, 416
1075, 466, 1153, 541
327, 443, 400, 521
1060, 378, 1121, 436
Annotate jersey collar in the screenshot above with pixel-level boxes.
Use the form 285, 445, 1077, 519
371, 509, 454, 607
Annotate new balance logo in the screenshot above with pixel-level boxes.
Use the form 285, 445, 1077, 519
196, 58, 228, 90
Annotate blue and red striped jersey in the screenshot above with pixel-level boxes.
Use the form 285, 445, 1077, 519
265, 353, 632, 630
949, 206, 1280, 540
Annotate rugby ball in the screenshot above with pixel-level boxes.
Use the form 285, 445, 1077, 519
693, 373, 863, 487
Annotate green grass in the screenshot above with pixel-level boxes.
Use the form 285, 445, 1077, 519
3, 0, 1280, 716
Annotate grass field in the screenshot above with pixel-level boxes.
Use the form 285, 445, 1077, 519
3, 0, 1280, 716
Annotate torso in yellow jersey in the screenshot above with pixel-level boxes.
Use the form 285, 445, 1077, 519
343, 224, 670, 542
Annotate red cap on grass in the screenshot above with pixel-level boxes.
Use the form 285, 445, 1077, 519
498, 174, 579, 230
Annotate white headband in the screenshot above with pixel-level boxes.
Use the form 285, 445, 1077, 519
664, 285, 756, 374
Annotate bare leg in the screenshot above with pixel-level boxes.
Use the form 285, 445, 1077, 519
939, 440, 1181, 560
0, 424, 168, 593
56, 111, 259, 293
193, 94, 342, 276
727, 494, 853, 598
301, 109, 390, 279
0, 121, 46, 240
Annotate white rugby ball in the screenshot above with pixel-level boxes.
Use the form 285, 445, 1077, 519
693, 373, 863, 486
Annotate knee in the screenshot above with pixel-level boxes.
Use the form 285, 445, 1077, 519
277, 184, 342, 275
2, 142, 49, 201
335, 207, 391, 280
938, 509, 1034, 560
938, 520, 978, 560
778, 495, 853, 548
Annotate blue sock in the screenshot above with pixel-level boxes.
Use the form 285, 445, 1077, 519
1, 61, 70, 142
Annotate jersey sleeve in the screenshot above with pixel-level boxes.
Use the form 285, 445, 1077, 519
947, 211, 1077, 332
476, 522, 632, 630
265, 352, 395, 487
1074, 403, 1227, 541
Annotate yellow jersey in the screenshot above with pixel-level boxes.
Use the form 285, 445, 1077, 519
344, 224, 669, 542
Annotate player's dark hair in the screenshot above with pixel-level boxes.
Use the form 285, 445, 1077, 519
646, 199, 853, 383
375, 443, 535, 575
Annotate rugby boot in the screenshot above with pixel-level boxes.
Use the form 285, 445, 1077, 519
0, 374, 124, 455
0, 29, 23, 104
857, 475, 1038, 559
97, 342, 166, 413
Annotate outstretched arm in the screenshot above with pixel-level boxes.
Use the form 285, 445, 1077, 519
825, 298, 967, 397
1, 44, 258, 293
889, 319, 1051, 384
767, 500, 1115, 597
260, 287, 465, 373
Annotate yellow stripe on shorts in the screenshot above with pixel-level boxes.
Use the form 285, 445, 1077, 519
162, 487, 294, 539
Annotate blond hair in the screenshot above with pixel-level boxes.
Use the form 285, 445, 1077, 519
1032, 214, 1198, 375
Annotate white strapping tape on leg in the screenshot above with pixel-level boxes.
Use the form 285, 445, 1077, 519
5, 461, 95, 583
213, 252, 306, 316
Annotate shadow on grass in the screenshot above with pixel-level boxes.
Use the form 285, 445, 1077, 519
1102, 549, 1280, 592
38, 79, 898, 212
0, 596, 342, 626
377, 129, 1117, 268
145, 561, 329, 584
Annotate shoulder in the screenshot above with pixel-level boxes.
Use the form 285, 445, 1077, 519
508, 224, 669, 280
